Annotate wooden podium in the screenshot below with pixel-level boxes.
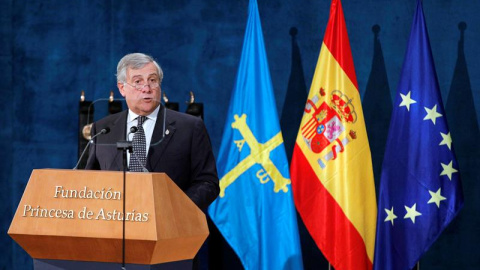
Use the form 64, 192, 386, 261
8, 169, 209, 269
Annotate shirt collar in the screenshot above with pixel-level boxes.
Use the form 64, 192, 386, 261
127, 105, 160, 124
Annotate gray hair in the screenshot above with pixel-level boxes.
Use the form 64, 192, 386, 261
116, 53, 163, 84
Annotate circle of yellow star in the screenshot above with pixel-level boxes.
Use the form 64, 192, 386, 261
423, 105, 443, 125
428, 188, 447, 208
439, 132, 452, 150
384, 207, 398, 226
404, 203, 422, 224
399, 91, 417, 111
440, 160, 458, 180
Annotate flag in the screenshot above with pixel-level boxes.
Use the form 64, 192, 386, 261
290, 0, 377, 269
373, 1, 464, 269
208, 0, 303, 269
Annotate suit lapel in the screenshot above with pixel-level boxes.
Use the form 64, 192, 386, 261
147, 106, 176, 171
108, 111, 128, 170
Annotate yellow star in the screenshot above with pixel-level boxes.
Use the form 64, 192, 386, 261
399, 91, 417, 111
423, 105, 443, 125
404, 203, 422, 224
384, 207, 398, 226
440, 160, 458, 180
428, 188, 447, 208
439, 132, 452, 150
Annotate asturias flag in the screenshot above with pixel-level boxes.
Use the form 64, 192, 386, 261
373, 1, 464, 269
208, 0, 303, 269
290, 0, 377, 269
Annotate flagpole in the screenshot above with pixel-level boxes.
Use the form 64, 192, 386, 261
328, 263, 331, 270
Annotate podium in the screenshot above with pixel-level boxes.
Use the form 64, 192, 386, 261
8, 169, 209, 269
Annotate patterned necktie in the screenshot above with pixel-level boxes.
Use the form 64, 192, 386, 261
130, 116, 147, 172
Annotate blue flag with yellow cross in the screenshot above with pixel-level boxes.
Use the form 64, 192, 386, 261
208, 0, 303, 269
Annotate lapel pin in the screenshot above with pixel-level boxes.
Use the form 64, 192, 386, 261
165, 129, 170, 135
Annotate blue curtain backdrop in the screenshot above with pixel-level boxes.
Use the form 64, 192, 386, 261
1, 0, 479, 269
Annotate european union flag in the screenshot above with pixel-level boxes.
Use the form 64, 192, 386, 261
373, 1, 464, 269
208, 0, 303, 269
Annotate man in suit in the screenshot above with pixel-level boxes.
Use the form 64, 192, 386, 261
86, 53, 219, 209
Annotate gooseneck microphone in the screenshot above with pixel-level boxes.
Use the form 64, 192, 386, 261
74, 127, 111, 170
117, 124, 144, 270
127, 126, 138, 138
99, 127, 111, 136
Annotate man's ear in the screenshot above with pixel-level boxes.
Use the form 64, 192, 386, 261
118, 82, 126, 97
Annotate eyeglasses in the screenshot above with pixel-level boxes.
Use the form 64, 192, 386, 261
123, 79, 160, 91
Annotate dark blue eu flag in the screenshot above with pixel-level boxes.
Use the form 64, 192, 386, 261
373, 1, 464, 269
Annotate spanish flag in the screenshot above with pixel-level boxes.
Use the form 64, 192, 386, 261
290, 0, 377, 269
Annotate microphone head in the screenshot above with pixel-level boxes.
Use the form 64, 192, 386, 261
130, 126, 138, 133
101, 127, 111, 134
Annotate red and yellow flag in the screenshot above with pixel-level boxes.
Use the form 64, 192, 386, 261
290, 0, 377, 269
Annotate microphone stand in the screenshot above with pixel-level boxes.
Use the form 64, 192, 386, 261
116, 140, 132, 270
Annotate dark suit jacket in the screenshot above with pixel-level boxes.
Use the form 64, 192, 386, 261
85, 105, 220, 209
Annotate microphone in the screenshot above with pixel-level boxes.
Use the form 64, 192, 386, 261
127, 126, 138, 140
128, 126, 149, 173
99, 127, 111, 136
74, 127, 110, 169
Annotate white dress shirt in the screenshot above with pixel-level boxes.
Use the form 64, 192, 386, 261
126, 105, 160, 166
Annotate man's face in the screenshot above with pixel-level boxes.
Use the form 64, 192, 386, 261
118, 62, 161, 116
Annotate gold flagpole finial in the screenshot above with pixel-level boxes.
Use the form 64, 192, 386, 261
187, 91, 195, 104
163, 92, 169, 103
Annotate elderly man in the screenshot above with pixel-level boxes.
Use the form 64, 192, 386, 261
86, 53, 219, 209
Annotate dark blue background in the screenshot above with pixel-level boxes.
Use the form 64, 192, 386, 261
1, 0, 479, 269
